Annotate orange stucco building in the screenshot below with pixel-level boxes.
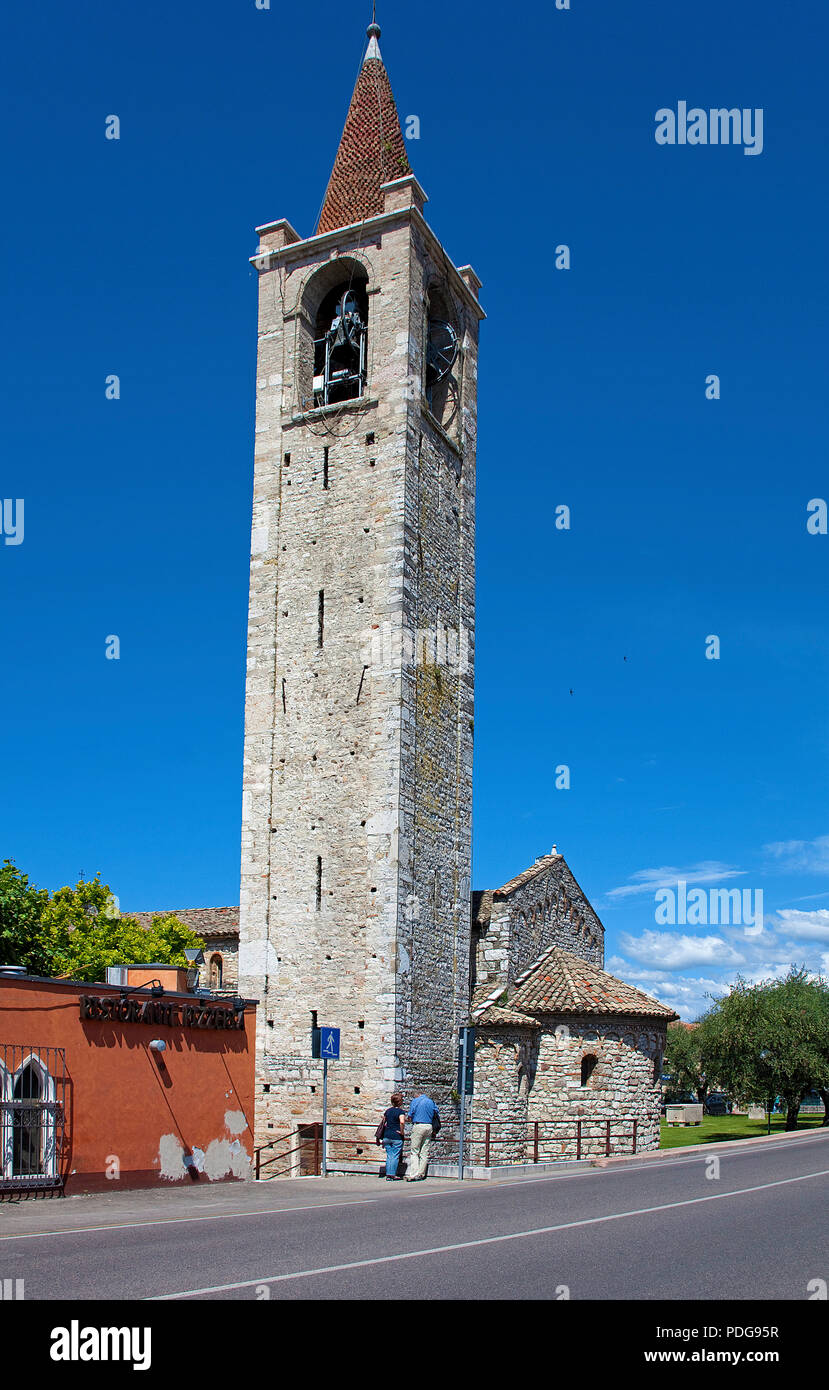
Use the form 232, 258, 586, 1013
0, 968, 257, 1195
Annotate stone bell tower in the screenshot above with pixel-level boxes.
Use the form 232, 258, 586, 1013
238, 18, 484, 1144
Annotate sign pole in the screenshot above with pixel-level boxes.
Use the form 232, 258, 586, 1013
458, 1028, 468, 1182
322, 1055, 328, 1176
315, 1027, 338, 1178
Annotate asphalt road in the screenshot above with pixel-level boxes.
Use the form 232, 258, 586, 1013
1, 1131, 826, 1300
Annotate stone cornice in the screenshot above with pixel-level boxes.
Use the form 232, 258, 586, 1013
281, 397, 379, 431
251, 207, 486, 322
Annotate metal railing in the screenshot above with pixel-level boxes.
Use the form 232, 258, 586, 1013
255, 1125, 322, 1180
254, 1115, 645, 1179
466, 1117, 640, 1165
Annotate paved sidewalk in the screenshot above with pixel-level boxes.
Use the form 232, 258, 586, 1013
0, 1172, 460, 1239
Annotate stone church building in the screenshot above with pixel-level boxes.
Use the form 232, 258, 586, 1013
470, 853, 676, 1161
141, 19, 676, 1165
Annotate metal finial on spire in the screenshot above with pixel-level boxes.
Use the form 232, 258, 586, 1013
365, 4, 381, 59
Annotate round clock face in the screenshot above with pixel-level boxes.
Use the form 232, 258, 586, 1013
425, 318, 460, 430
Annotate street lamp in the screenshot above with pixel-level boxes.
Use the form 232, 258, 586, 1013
119, 979, 165, 1000
184, 947, 205, 991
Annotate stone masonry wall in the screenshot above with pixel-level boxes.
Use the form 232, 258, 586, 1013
473, 855, 605, 995
472, 1015, 667, 1164
199, 938, 238, 993
468, 1025, 539, 1166
396, 224, 477, 1109
238, 188, 481, 1145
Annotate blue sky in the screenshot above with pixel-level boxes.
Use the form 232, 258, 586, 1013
1, 0, 827, 1019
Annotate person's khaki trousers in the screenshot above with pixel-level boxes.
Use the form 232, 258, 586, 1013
407, 1122, 433, 1179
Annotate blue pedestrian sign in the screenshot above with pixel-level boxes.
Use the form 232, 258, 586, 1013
320, 1027, 340, 1060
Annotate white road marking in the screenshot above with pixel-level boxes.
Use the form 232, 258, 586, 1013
149, 1165, 829, 1298
0, 1196, 381, 1242
3, 1129, 825, 1244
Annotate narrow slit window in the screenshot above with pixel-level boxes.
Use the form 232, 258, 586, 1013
316, 856, 322, 910
318, 590, 324, 647
323, 447, 329, 490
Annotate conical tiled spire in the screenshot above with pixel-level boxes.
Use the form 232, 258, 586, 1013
316, 20, 412, 236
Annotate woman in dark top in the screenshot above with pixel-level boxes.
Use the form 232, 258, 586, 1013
379, 1092, 405, 1180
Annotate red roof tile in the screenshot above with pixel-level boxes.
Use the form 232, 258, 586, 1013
474, 1004, 542, 1029
475, 946, 678, 1022
128, 907, 239, 939
316, 36, 411, 236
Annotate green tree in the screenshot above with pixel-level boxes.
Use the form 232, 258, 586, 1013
42, 875, 203, 983
0, 859, 51, 973
697, 968, 829, 1130
663, 1022, 709, 1106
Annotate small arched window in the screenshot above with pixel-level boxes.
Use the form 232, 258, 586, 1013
295, 258, 371, 414
210, 954, 223, 990
580, 1054, 598, 1087
11, 1057, 56, 1178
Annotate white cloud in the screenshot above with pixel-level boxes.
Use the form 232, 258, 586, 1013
774, 908, 829, 942
605, 861, 744, 901
605, 962, 728, 1021
764, 833, 829, 875
607, 915, 829, 1021
618, 930, 744, 970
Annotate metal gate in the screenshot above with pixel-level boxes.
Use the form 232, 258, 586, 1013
0, 1045, 67, 1193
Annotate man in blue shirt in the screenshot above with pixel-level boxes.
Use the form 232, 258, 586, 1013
406, 1093, 441, 1181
